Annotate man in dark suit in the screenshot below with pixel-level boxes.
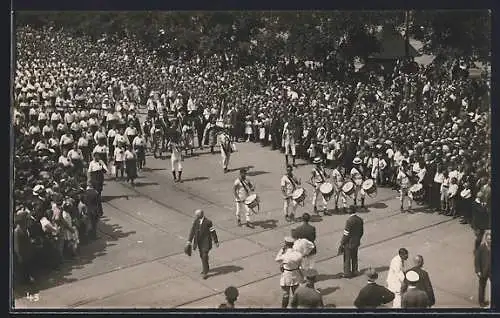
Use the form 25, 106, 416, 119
475, 230, 491, 307
337, 208, 364, 278
401, 255, 436, 307
354, 268, 395, 308
186, 209, 219, 279
83, 182, 100, 240
402, 271, 430, 308
291, 269, 324, 308
294, 213, 317, 254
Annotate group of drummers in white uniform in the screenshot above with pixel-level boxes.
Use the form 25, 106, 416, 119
229, 153, 434, 226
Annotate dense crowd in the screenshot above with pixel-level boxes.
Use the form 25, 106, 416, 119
13, 24, 490, 294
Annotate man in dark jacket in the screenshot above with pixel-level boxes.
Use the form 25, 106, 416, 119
401, 255, 436, 307
186, 209, 219, 279
475, 230, 491, 307
338, 208, 364, 278
83, 182, 100, 239
293, 213, 317, 254
14, 210, 35, 284
291, 269, 324, 308
402, 271, 430, 308
354, 268, 395, 308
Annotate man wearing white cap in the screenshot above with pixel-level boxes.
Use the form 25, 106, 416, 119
310, 157, 329, 215
275, 236, 303, 308
401, 271, 430, 308
351, 157, 366, 209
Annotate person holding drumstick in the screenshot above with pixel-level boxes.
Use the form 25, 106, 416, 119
233, 168, 255, 228
351, 157, 366, 210
331, 163, 348, 213
310, 157, 329, 215
397, 160, 413, 212
281, 165, 301, 222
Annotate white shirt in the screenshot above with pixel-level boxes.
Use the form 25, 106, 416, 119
88, 160, 108, 173
234, 177, 253, 201
168, 141, 182, 161
281, 174, 298, 197
387, 255, 406, 292
114, 147, 125, 162
397, 169, 411, 189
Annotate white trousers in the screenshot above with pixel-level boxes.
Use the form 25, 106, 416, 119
392, 292, 402, 308
400, 188, 413, 208
171, 159, 182, 172
301, 255, 315, 270
283, 197, 298, 216
334, 189, 348, 208
312, 188, 327, 210
284, 142, 296, 156
221, 150, 230, 169
354, 185, 366, 203
236, 201, 251, 222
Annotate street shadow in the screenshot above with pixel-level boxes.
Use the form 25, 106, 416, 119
246, 170, 269, 177
309, 215, 324, 222
326, 208, 348, 216
367, 202, 388, 209
229, 165, 254, 172
359, 265, 390, 275
181, 176, 210, 183
409, 206, 432, 214
319, 286, 340, 296
207, 265, 244, 278
294, 162, 310, 167
133, 181, 160, 187
252, 219, 278, 230
324, 303, 337, 308
101, 194, 130, 203
142, 167, 167, 172
316, 272, 345, 282
13, 218, 136, 299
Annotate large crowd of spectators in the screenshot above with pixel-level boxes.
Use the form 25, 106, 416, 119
13, 23, 490, 291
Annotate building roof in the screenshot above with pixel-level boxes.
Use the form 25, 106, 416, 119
369, 25, 418, 60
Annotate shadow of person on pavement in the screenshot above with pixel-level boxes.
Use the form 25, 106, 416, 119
318, 286, 340, 296
141, 167, 167, 172
366, 202, 388, 209
132, 181, 160, 187
228, 165, 254, 172
207, 265, 244, 278
252, 219, 278, 229
13, 219, 136, 299
246, 170, 269, 177
101, 194, 130, 203
181, 176, 210, 183
316, 273, 345, 282
358, 265, 390, 275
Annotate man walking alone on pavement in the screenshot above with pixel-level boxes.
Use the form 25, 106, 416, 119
186, 209, 219, 280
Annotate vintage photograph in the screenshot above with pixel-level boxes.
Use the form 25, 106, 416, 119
12, 10, 491, 309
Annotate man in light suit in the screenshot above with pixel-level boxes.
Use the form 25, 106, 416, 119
475, 230, 491, 307
387, 248, 409, 308
186, 209, 219, 279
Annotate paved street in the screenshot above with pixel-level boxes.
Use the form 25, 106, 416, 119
14, 142, 487, 309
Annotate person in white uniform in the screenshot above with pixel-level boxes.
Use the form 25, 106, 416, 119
282, 120, 297, 167
168, 133, 183, 183
281, 165, 301, 222
387, 248, 409, 308
233, 168, 255, 228
275, 236, 303, 308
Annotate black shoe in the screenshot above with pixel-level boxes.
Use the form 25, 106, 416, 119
289, 214, 295, 222
237, 219, 242, 226
285, 215, 290, 222
203, 274, 208, 280
341, 273, 353, 279
246, 222, 254, 228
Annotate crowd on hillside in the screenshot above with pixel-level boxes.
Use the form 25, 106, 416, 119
13, 24, 490, 290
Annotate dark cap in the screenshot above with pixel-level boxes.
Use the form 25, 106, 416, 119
365, 268, 379, 280
303, 268, 319, 278
224, 286, 239, 299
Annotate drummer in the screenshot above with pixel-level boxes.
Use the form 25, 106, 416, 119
310, 157, 329, 215
397, 160, 413, 211
351, 157, 366, 209
331, 163, 348, 213
233, 168, 255, 228
281, 165, 301, 222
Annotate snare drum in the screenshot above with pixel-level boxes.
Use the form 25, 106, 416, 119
292, 188, 307, 206
460, 189, 472, 199
244, 194, 260, 214
319, 182, 335, 201
342, 181, 355, 197
409, 183, 424, 201
362, 179, 377, 197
